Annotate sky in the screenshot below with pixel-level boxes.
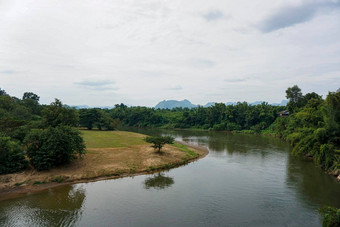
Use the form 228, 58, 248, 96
0, 0, 339, 107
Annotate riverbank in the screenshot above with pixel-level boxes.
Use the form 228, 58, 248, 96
0, 130, 208, 200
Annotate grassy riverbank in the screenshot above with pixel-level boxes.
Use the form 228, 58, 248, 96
0, 130, 208, 197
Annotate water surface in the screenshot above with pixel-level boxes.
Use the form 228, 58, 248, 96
1, 130, 339, 227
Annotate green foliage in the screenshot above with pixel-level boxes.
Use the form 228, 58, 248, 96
23, 92, 40, 101
145, 136, 174, 152
275, 88, 340, 172
22, 92, 41, 115
52, 176, 64, 183
286, 85, 305, 112
0, 136, 28, 174
319, 206, 340, 227
25, 126, 86, 171
42, 99, 79, 127
79, 108, 101, 130
0, 88, 7, 96
106, 101, 283, 132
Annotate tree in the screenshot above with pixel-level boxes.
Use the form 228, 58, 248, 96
24, 126, 86, 170
23, 92, 40, 101
22, 92, 41, 115
0, 88, 7, 96
144, 136, 174, 152
42, 99, 79, 127
0, 136, 28, 174
286, 85, 305, 112
304, 92, 322, 102
79, 108, 101, 130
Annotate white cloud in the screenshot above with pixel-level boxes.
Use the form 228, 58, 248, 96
0, 0, 339, 107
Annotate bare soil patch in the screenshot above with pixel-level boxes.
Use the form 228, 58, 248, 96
0, 139, 208, 199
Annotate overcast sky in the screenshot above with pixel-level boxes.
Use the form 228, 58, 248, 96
0, 0, 339, 107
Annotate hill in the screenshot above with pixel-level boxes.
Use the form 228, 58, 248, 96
154, 99, 288, 109
155, 99, 197, 109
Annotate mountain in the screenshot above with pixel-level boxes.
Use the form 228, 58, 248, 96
72, 105, 116, 109
154, 99, 288, 109
155, 99, 197, 109
272, 100, 288, 106
203, 102, 216, 107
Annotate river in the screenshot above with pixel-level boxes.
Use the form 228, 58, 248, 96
0, 129, 339, 226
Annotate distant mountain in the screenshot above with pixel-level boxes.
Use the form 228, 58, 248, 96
72, 105, 91, 109
226, 100, 288, 106
72, 105, 116, 109
272, 100, 288, 106
154, 99, 288, 109
203, 102, 216, 107
249, 101, 263, 106
155, 99, 197, 109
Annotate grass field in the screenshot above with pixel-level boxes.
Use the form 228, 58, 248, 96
81, 130, 148, 148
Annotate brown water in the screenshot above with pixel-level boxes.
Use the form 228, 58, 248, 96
1, 129, 339, 227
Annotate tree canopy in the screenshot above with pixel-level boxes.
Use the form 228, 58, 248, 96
145, 136, 174, 152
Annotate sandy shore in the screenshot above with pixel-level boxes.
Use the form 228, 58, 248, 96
0, 141, 208, 201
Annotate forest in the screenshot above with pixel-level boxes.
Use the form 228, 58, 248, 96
0, 86, 339, 175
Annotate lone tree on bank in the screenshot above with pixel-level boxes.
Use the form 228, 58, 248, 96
144, 136, 174, 152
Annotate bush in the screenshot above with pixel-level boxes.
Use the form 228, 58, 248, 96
319, 206, 340, 227
225, 122, 242, 131
0, 136, 28, 174
25, 126, 86, 171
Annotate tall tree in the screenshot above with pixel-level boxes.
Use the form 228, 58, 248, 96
22, 92, 41, 115
286, 85, 304, 112
42, 99, 79, 127
23, 92, 40, 101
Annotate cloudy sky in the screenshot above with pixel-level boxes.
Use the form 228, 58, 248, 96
0, 0, 339, 106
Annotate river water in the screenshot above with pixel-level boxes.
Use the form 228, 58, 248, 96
0, 129, 339, 227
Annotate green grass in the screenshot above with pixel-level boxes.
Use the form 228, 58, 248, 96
14, 182, 24, 187
33, 181, 46, 185
80, 130, 148, 148
51, 176, 64, 183
172, 143, 198, 157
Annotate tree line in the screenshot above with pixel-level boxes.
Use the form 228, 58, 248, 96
79, 102, 285, 132
273, 85, 340, 173
1, 85, 339, 175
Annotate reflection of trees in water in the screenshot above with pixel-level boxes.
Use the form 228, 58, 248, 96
205, 132, 288, 154
144, 173, 174, 190
286, 153, 340, 208
127, 127, 290, 157
0, 185, 86, 227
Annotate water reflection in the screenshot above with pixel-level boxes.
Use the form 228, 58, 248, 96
286, 153, 340, 208
0, 185, 86, 227
144, 173, 174, 190
1, 129, 339, 227
123, 127, 288, 154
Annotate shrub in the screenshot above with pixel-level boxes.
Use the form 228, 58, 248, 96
25, 126, 86, 171
319, 206, 340, 227
0, 136, 28, 174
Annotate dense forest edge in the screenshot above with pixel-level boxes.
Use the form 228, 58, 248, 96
0, 86, 339, 224
0, 85, 339, 175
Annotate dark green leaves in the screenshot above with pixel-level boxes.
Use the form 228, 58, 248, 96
144, 136, 174, 152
